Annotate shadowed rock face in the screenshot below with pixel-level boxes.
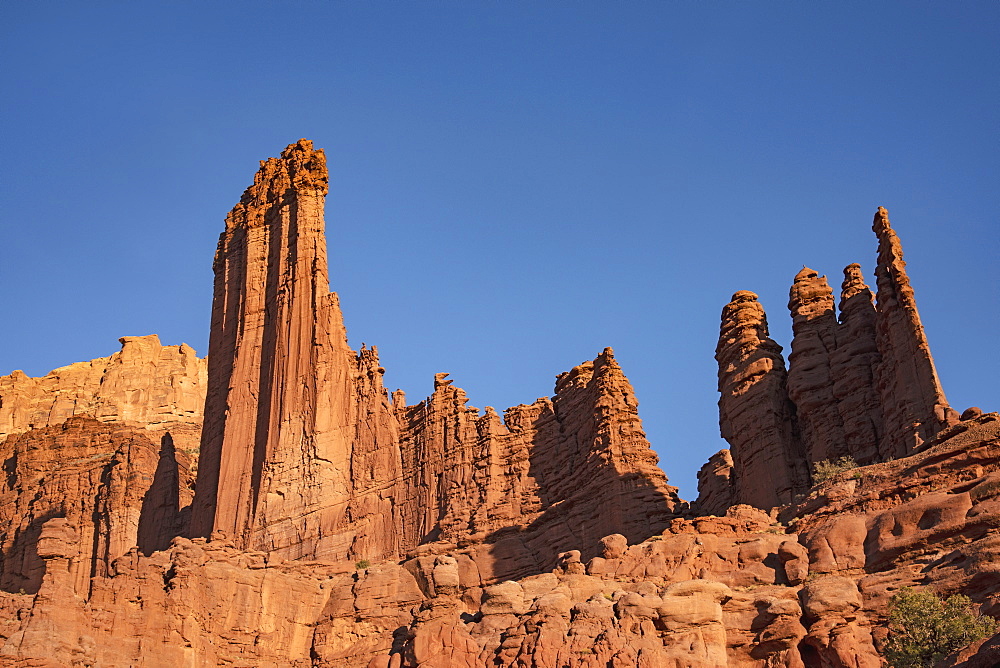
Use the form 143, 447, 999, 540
0, 417, 193, 595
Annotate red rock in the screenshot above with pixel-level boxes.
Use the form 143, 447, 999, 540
715, 290, 808, 509
191, 141, 679, 568
694, 448, 735, 516
0, 417, 192, 595
787, 267, 848, 464
189, 140, 405, 561
832, 263, 885, 464
0, 335, 206, 452
2, 143, 996, 668
872, 206, 960, 455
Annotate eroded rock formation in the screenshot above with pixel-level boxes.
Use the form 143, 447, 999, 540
0, 417, 193, 595
1, 142, 994, 667
708, 208, 962, 512
3, 413, 996, 666
188, 140, 679, 571
715, 290, 808, 509
830, 263, 884, 464
872, 206, 960, 455
786, 268, 846, 464
0, 335, 206, 451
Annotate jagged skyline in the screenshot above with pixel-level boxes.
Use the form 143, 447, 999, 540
2, 3, 996, 499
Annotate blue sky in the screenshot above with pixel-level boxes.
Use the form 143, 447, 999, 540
2, 2, 997, 500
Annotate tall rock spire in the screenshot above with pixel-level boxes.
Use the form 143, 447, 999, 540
786, 268, 846, 464
189, 140, 679, 567
716, 291, 807, 508
871, 207, 959, 455
189, 140, 400, 558
832, 263, 884, 463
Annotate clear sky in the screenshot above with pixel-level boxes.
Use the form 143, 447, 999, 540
2, 2, 997, 500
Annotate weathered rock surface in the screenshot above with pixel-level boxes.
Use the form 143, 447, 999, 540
1, 143, 995, 667
5, 412, 996, 666
696, 449, 735, 517
189, 140, 680, 570
830, 263, 884, 464
709, 208, 962, 511
188, 139, 399, 561
871, 206, 960, 455
396, 349, 681, 579
0, 417, 193, 595
715, 290, 808, 509
0, 335, 206, 452
787, 268, 847, 465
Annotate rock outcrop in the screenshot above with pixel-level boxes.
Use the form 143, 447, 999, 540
715, 290, 808, 509
830, 263, 884, 464
4, 412, 997, 666
0, 417, 193, 595
871, 206, 960, 455
188, 140, 406, 561
0, 335, 206, 451
786, 268, 847, 464
708, 208, 961, 511
1, 142, 994, 667
189, 140, 680, 570
696, 449, 735, 517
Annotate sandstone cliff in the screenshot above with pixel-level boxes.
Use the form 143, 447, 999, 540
0, 335, 206, 451
1, 142, 994, 667
2, 413, 996, 666
0, 417, 193, 596
189, 140, 680, 572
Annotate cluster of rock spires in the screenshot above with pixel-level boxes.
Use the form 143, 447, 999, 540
0, 140, 996, 667
700, 207, 963, 513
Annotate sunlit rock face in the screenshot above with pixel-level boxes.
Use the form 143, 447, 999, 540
0, 334, 207, 452
709, 207, 961, 512
1, 142, 993, 668
715, 289, 808, 509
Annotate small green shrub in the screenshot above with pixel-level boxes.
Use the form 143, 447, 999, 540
355, 559, 370, 570
883, 588, 998, 668
812, 456, 858, 483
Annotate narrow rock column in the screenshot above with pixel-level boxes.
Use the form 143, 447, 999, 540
787, 268, 847, 464
871, 207, 959, 456
716, 291, 807, 508
830, 263, 884, 463
190, 140, 364, 557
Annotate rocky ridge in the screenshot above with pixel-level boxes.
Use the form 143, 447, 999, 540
0, 141, 995, 667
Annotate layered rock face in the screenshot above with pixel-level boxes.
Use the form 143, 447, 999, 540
0, 335, 207, 451
188, 140, 406, 561
394, 349, 680, 581
3, 414, 997, 667
715, 290, 807, 509
706, 208, 961, 511
2, 142, 995, 667
189, 140, 679, 569
0, 417, 193, 595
